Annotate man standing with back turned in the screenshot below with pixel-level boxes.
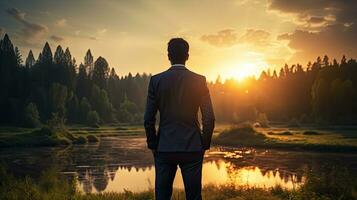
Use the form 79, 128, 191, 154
144, 38, 215, 200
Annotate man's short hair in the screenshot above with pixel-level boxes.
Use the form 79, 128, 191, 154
168, 38, 189, 63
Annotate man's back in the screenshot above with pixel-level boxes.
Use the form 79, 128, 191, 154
145, 65, 214, 152
144, 38, 215, 200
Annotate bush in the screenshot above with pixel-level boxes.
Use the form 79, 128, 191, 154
23, 102, 41, 128
90, 123, 100, 128
296, 165, 357, 200
0, 166, 76, 200
35, 126, 54, 136
87, 135, 99, 143
58, 138, 71, 145
214, 124, 267, 146
47, 112, 66, 132
303, 131, 321, 135
73, 135, 87, 144
86, 110, 100, 126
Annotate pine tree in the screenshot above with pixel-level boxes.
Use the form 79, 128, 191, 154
54, 45, 65, 64
39, 42, 53, 65
14, 47, 22, 66
92, 56, 109, 89
84, 49, 94, 75
25, 50, 35, 68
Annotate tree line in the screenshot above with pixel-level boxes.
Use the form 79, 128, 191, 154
0, 34, 149, 127
1, 33, 357, 127
210, 55, 357, 125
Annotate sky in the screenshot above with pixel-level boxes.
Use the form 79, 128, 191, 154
1, 0, 357, 81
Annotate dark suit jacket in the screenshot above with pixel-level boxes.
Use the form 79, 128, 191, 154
144, 65, 215, 152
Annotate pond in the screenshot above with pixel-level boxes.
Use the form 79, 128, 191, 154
1, 135, 357, 193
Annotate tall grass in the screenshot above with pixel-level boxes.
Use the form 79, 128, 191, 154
0, 165, 76, 200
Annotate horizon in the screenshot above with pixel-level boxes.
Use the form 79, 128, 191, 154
1, 0, 357, 81
0, 32, 353, 82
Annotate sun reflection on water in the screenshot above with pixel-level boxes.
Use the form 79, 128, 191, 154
77, 160, 302, 193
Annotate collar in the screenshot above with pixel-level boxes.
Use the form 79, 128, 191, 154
169, 64, 187, 70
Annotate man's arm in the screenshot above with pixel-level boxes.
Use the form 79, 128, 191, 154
200, 77, 215, 150
144, 77, 158, 150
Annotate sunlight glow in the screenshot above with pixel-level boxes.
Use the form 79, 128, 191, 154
224, 60, 269, 81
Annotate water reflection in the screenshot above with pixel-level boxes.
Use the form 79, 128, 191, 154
1, 136, 356, 194
77, 160, 302, 193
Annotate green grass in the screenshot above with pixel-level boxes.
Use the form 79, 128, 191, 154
214, 124, 357, 152
68, 125, 145, 137
0, 126, 99, 148
0, 124, 146, 148
1, 164, 356, 200
213, 124, 267, 147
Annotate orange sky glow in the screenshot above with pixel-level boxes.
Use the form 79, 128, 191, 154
1, 0, 356, 81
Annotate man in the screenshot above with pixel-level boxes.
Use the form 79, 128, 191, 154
144, 38, 215, 200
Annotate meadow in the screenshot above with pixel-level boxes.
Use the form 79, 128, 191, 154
213, 123, 357, 152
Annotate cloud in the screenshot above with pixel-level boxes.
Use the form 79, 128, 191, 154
98, 28, 107, 34
50, 35, 65, 42
268, 0, 357, 62
201, 29, 238, 47
55, 18, 67, 27
201, 28, 272, 48
239, 29, 271, 46
308, 16, 326, 25
7, 8, 25, 21
268, 0, 357, 26
278, 24, 357, 63
6, 8, 48, 45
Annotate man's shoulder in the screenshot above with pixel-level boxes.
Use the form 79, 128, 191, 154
151, 70, 167, 79
187, 70, 206, 81
151, 68, 206, 82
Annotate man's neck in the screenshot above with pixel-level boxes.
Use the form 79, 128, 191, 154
171, 63, 186, 66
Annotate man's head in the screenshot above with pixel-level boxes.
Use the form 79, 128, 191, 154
167, 38, 189, 65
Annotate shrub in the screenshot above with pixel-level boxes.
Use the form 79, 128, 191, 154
90, 123, 100, 128
35, 126, 54, 136
303, 131, 320, 135
58, 138, 71, 145
73, 135, 87, 144
47, 112, 66, 132
23, 102, 41, 128
87, 135, 99, 143
86, 110, 100, 126
214, 124, 267, 146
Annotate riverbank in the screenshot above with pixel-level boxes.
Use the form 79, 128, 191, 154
2, 123, 357, 152
0, 124, 145, 147
0, 164, 356, 200
213, 124, 357, 152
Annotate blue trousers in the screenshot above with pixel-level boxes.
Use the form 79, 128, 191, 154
154, 152, 204, 200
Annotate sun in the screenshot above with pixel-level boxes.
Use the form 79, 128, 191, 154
226, 61, 269, 81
